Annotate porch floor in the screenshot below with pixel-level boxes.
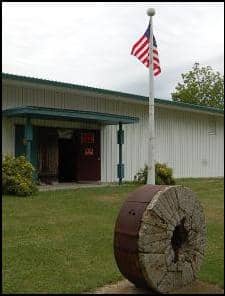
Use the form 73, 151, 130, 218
38, 181, 118, 191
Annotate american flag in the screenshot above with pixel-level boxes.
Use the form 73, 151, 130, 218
131, 24, 161, 76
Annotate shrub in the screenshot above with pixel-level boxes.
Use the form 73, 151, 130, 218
2, 155, 38, 196
134, 164, 148, 184
134, 163, 175, 185
155, 162, 175, 185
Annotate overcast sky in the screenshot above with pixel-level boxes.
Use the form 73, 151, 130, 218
2, 2, 224, 100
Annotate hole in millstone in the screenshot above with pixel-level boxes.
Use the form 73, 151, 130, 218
171, 218, 188, 263
129, 209, 135, 215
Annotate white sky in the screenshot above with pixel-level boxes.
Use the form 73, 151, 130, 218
2, 2, 224, 100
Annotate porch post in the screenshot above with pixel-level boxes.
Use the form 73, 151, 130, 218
25, 117, 33, 163
117, 122, 124, 185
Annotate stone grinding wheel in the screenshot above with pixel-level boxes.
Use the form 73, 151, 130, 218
114, 185, 206, 293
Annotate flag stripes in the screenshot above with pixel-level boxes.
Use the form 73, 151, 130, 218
131, 25, 161, 76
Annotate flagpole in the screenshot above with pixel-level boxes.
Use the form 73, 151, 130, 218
147, 8, 155, 185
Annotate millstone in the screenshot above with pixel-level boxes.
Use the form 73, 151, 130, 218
114, 185, 206, 293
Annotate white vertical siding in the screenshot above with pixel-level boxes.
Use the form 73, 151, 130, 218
155, 108, 224, 178
2, 117, 15, 156
101, 125, 117, 182
2, 83, 224, 180
100, 108, 224, 181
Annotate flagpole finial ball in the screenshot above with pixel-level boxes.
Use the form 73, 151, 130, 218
147, 8, 155, 16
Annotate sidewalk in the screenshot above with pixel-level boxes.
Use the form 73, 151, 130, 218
93, 279, 224, 294
38, 182, 118, 191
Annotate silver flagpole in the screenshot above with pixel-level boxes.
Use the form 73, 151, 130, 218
147, 8, 155, 185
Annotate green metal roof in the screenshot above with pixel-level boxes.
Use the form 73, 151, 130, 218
2, 72, 224, 115
2, 106, 139, 125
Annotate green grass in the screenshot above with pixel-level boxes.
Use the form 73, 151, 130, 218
2, 178, 224, 293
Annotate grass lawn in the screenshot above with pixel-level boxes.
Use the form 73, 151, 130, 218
2, 178, 224, 293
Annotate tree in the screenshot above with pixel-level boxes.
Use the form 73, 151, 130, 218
171, 63, 224, 109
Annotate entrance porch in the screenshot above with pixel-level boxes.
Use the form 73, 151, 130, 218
3, 106, 139, 184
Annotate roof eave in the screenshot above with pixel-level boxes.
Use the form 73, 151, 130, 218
2, 72, 224, 116
2, 106, 139, 125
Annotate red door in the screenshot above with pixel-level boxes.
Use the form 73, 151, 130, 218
75, 129, 101, 181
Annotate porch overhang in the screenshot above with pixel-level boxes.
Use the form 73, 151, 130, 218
2, 106, 139, 125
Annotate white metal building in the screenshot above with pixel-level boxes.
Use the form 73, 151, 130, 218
2, 73, 224, 183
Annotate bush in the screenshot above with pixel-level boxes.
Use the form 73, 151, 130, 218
134, 163, 175, 185
155, 162, 175, 185
134, 164, 148, 184
2, 155, 38, 196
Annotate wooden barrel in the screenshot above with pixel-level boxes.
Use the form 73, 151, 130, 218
114, 184, 206, 293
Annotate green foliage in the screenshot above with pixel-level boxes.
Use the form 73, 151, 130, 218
2, 155, 38, 196
155, 162, 176, 185
134, 164, 148, 184
171, 62, 224, 109
134, 162, 175, 185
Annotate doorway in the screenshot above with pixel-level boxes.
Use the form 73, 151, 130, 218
75, 129, 101, 181
34, 126, 100, 183
58, 138, 76, 182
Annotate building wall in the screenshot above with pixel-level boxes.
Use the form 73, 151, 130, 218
101, 109, 224, 180
2, 83, 224, 180
155, 108, 224, 178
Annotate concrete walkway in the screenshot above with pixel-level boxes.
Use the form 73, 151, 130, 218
93, 279, 224, 294
38, 182, 118, 191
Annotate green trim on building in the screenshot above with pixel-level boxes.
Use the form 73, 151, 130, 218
2, 72, 224, 115
15, 125, 26, 158
15, 124, 38, 175
3, 106, 139, 125
25, 117, 32, 162
117, 122, 124, 185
